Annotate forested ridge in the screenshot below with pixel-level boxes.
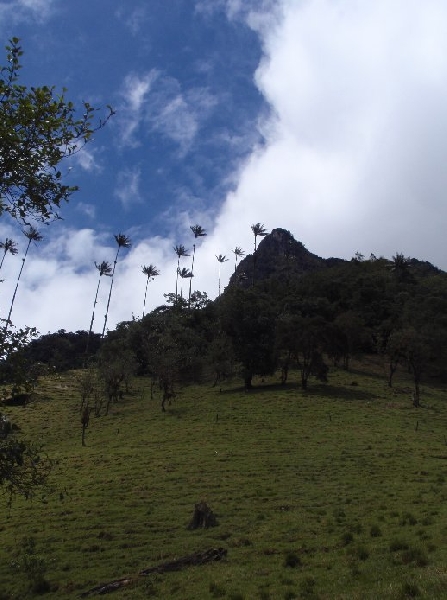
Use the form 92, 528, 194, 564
7, 228, 447, 411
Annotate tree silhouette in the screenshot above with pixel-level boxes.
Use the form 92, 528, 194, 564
142, 264, 160, 316
177, 267, 193, 298
251, 223, 267, 285
189, 224, 207, 304
216, 254, 229, 297
4, 227, 42, 329
0, 238, 18, 272
232, 246, 245, 272
102, 234, 131, 336
390, 253, 413, 283
86, 261, 112, 354
251, 223, 267, 252
174, 244, 190, 302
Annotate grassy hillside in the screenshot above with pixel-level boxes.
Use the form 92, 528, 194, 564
2, 360, 447, 599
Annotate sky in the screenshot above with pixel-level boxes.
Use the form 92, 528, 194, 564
1, 0, 447, 335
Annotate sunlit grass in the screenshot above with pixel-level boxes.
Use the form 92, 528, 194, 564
2, 359, 447, 598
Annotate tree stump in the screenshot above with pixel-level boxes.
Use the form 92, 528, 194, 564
188, 501, 217, 529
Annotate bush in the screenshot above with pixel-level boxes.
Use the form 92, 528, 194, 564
283, 552, 302, 568
400, 581, 421, 598
370, 524, 382, 537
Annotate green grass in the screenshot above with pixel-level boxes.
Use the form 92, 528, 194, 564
2, 360, 447, 598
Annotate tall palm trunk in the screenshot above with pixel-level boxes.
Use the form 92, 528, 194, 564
4, 228, 42, 330
174, 245, 189, 305
251, 223, 267, 286
188, 225, 207, 306
188, 244, 196, 305
102, 234, 131, 337
86, 261, 112, 356
142, 264, 159, 317
216, 254, 228, 297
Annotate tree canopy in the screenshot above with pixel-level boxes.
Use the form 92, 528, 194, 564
0, 38, 113, 224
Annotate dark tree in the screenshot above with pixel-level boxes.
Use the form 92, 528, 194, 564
220, 287, 277, 389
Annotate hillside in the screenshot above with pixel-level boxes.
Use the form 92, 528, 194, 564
2, 363, 447, 598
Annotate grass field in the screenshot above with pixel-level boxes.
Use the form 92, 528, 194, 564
2, 358, 447, 599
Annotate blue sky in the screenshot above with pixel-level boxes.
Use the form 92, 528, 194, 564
1, 0, 447, 334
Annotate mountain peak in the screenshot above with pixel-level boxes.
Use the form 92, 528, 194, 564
228, 227, 337, 287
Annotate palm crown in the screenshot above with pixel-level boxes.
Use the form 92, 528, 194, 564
251, 222, 267, 252
190, 224, 207, 238
95, 261, 113, 277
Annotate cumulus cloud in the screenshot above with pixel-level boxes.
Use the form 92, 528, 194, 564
206, 0, 447, 268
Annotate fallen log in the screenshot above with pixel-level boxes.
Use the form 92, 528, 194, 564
80, 547, 227, 597
80, 577, 133, 597
140, 547, 227, 575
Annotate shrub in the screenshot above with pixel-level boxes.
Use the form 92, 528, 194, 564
209, 581, 226, 598
341, 532, 354, 546
284, 552, 302, 568
10, 537, 50, 594
401, 546, 429, 567
400, 581, 421, 598
390, 539, 410, 552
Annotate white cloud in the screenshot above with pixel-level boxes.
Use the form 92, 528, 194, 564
114, 167, 143, 209
76, 203, 96, 220
145, 78, 218, 155
117, 71, 159, 147
71, 147, 103, 173
0, 0, 57, 25
122, 5, 148, 36
206, 0, 447, 268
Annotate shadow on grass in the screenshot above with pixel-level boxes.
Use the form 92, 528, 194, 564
218, 380, 376, 402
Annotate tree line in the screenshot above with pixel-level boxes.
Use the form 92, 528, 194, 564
20, 239, 446, 414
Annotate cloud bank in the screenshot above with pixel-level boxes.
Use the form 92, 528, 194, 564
3, 0, 447, 335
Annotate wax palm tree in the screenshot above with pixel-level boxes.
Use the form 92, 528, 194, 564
142, 264, 160, 317
102, 233, 132, 336
177, 267, 193, 298
390, 253, 413, 283
90, 261, 112, 332
174, 244, 190, 301
251, 222, 267, 252
85, 261, 112, 356
216, 254, 228, 297
0, 238, 18, 272
251, 223, 267, 286
5, 227, 42, 329
189, 224, 207, 304
232, 246, 245, 272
